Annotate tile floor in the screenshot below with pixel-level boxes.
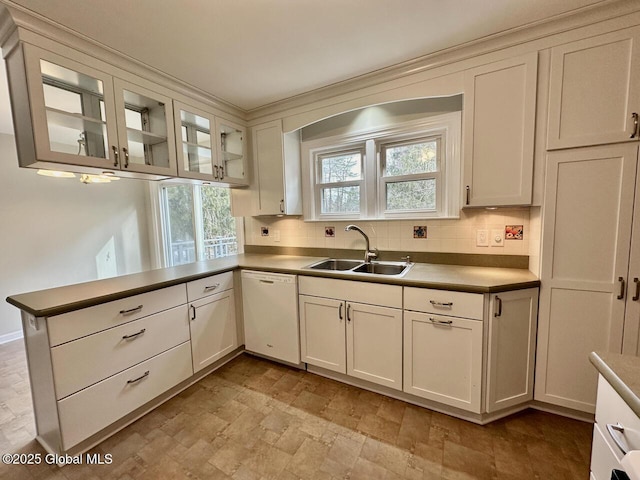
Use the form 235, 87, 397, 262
0, 339, 592, 479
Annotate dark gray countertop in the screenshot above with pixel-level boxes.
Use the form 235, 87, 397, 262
590, 351, 640, 417
6, 253, 540, 318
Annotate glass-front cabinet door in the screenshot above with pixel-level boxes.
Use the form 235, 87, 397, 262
173, 102, 216, 181
215, 118, 247, 185
113, 78, 177, 176
23, 45, 118, 169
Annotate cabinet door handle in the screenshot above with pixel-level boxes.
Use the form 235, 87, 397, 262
214, 165, 219, 179
429, 317, 453, 326
204, 283, 220, 292
219, 165, 224, 178
466, 185, 470, 205
119, 305, 143, 315
429, 300, 453, 307
127, 370, 150, 385
112, 145, 119, 167
346, 304, 351, 322
607, 423, 628, 455
190, 305, 196, 321
633, 277, 639, 302
338, 303, 343, 320
123, 147, 129, 168
631, 112, 639, 139
279, 199, 285, 213
494, 296, 503, 317
122, 328, 146, 340
618, 276, 625, 300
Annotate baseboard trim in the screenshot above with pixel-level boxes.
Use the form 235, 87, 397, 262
0, 330, 23, 344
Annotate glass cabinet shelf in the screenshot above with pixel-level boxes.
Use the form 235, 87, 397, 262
45, 107, 106, 135
183, 141, 212, 158
126, 128, 168, 146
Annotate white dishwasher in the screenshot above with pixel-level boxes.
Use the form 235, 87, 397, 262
241, 270, 300, 364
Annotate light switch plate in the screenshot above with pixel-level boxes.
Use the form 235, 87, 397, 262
491, 229, 504, 247
476, 229, 489, 247
273, 230, 281, 242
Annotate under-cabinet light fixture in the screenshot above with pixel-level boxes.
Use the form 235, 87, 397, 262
36, 169, 76, 178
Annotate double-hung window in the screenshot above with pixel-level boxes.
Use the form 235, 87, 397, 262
302, 112, 461, 220
315, 148, 364, 216
379, 136, 442, 216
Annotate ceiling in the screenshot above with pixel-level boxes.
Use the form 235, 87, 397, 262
2, 0, 607, 112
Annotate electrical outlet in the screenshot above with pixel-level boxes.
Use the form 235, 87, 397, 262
491, 229, 504, 247
476, 229, 489, 247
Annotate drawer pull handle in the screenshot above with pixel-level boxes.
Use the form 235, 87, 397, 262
127, 370, 150, 385
429, 300, 453, 307
494, 296, 503, 317
204, 283, 220, 292
618, 277, 626, 300
633, 277, 639, 302
429, 317, 453, 326
122, 328, 146, 340
631, 112, 639, 139
607, 423, 628, 455
119, 305, 143, 315
260, 280, 275, 284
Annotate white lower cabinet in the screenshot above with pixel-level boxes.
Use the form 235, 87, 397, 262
58, 342, 193, 450
590, 374, 640, 479
189, 288, 237, 373
403, 311, 483, 412
486, 289, 538, 412
299, 276, 403, 391
299, 295, 346, 373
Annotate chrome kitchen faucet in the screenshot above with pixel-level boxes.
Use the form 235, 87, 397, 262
345, 224, 378, 263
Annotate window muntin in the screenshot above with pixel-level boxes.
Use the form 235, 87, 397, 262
315, 148, 364, 216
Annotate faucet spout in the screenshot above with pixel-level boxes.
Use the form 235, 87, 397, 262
345, 224, 378, 263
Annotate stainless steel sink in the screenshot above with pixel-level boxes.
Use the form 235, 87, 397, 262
352, 261, 411, 276
307, 259, 364, 271
305, 259, 412, 276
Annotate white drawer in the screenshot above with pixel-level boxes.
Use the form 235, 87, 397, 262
298, 276, 402, 308
51, 305, 190, 399
595, 374, 640, 459
58, 341, 193, 450
186, 271, 233, 302
591, 423, 624, 480
48, 284, 187, 347
404, 287, 484, 320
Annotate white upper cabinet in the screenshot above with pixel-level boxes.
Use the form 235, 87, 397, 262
215, 118, 248, 185
463, 52, 538, 207
16, 44, 177, 177
547, 26, 640, 149
174, 102, 217, 181
250, 120, 302, 215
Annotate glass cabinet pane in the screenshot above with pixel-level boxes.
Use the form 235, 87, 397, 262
121, 89, 171, 168
178, 109, 213, 175
218, 123, 245, 181
40, 60, 109, 159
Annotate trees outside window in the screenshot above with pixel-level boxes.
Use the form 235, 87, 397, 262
161, 184, 238, 266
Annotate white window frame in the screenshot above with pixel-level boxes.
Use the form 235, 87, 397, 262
300, 112, 461, 220
147, 181, 244, 269
313, 145, 366, 220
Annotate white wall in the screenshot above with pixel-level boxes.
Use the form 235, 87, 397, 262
0, 134, 152, 339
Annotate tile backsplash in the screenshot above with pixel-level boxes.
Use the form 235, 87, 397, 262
245, 208, 531, 257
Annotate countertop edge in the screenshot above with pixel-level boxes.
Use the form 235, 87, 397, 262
589, 351, 640, 417
7, 256, 540, 318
